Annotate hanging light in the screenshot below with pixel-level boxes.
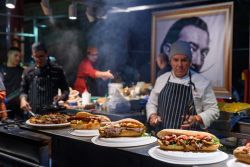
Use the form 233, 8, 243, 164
6, 0, 16, 9
68, 3, 77, 20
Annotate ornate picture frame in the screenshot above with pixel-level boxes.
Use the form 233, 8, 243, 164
151, 2, 234, 97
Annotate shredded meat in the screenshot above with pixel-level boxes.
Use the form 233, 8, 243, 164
160, 134, 214, 151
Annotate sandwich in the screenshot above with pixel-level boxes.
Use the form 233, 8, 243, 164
233, 143, 250, 164
70, 111, 110, 130
157, 129, 220, 152
99, 118, 145, 137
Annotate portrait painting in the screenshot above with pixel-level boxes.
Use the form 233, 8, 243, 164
151, 2, 234, 97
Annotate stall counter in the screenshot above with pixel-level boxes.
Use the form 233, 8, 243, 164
20, 124, 234, 167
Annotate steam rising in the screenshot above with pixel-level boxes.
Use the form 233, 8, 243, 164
87, 11, 134, 95
46, 28, 84, 86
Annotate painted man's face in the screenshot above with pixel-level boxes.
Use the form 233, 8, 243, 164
178, 25, 209, 72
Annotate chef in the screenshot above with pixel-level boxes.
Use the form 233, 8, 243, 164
146, 41, 219, 130
74, 47, 114, 95
20, 42, 69, 114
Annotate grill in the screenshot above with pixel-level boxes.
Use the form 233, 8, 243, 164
0, 119, 51, 167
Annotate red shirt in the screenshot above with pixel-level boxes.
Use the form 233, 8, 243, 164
74, 58, 96, 94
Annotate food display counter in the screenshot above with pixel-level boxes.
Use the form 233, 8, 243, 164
0, 120, 51, 167
19, 124, 234, 167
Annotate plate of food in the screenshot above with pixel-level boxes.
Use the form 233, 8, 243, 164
26, 113, 71, 128
228, 143, 250, 166
91, 118, 157, 147
69, 111, 110, 136
148, 129, 228, 165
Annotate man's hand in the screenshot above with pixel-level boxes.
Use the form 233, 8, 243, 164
149, 113, 162, 127
0, 91, 6, 101
180, 115, 203, 129
53, 95, 61, 103
180, 115, 196, 129
20, 98, 32, 112
103, 70, 114, 80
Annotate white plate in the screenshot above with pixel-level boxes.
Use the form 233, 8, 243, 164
227, 158, 250, 167
69, 129, 99, 137
91, 136, 157, 147
148, 146, 229, 165
26, 120, 70, 128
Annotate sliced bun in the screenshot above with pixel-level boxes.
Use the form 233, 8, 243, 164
233, 146, 250, 164
71, 122, 100, 130
117, 118, 144, 127
71, 112, 110, 130
95, 115, 111, 122
99, 118, 145, 137
157, 129, 216, 139
75, 111, 93, 118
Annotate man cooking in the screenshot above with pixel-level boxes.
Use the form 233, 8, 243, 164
147, 41, 219, 130
20, 42, 69, 115
74, 47, 114, 95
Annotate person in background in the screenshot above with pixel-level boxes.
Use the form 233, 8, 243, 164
156, 53, 171, 77
74, 47, 114, 95
0, 47, 24, 119
0, 76, 7, 120
147, 41, 219, 131
160, 17, 210, 73
20, 42, 69, 115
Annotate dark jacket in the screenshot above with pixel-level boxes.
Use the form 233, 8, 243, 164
20, 61, 69, 114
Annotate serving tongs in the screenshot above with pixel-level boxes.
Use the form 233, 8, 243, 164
28, 109, 40, 118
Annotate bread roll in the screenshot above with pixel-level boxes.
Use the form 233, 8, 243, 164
233, 145, 250, 164
70, 112, 110, 130
99, 118, 145, 137
157, 129, 220, 152
75, 111, 93, 118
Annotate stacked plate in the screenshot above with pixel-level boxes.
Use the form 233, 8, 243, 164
69, 129, 99, 137
91, 136, 157, 147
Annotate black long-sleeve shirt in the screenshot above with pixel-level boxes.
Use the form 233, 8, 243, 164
20, 61, 69, 114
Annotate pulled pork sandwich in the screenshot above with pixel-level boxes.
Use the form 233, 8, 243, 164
157, 129, 220, 152
233, 143, 250, 164
99, 118, 145, 137
70, 112, 110, 130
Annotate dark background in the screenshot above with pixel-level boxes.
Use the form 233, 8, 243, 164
0, 0, 249, 99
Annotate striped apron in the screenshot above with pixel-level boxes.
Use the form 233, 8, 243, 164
29, 66, 56, 114
157, 72, 199, 130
